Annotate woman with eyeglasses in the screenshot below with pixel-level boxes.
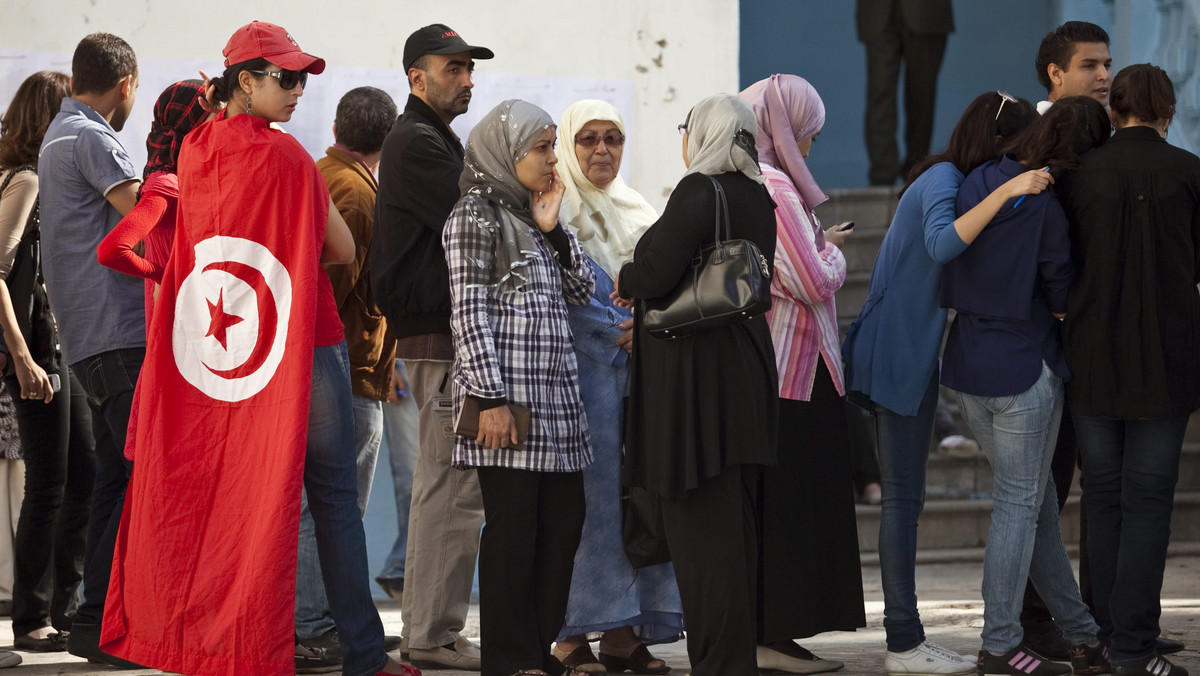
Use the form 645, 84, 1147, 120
97, 21, 415, 676
737, 74, 863, 675
615, 93, 778, 676
941, 96, 1109, 676
550, 99, 682, 676
841, 90, 1050, 676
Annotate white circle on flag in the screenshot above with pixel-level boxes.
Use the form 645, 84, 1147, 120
173, 236, 292, 402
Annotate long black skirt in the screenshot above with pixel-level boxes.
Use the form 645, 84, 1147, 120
758, 358, 867, 642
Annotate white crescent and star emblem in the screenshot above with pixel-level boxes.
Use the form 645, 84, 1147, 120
173, 236, 292, 402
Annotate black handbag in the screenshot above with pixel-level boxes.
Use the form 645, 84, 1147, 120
642, 175, 771, 339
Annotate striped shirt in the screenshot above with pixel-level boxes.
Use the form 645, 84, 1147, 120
444, 195, 595, 472
762, 166, 847, 401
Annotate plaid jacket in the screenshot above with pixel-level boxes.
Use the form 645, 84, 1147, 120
444, 195, 595, 472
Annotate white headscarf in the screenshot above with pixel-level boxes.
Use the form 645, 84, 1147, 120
681, 93, 764, 184
556, 100, 658, 280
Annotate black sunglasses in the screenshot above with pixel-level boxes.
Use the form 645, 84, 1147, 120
574, 132, 626, 148
249, 69, 307, 91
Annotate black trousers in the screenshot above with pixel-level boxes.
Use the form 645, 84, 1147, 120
661, 464, 760, 676
8, 366, 95, 635
477, 466, 585, 676
69, 347, 142, 626
863, 23, 948, 185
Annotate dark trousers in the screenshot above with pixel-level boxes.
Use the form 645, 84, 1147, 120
661, 464, 760, 676
1071, 411, 1188, 666
69, 347, 143, 626
1020, 412, 1092, 629
477, 466, 584, 676
8, 367, 95, 635
863, 24, 947, 185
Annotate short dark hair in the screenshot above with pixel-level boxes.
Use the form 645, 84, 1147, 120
0, 70, 70, 168
1036, 21, 1110, 93
1110, 63, 1176, 126
334, 87, 398, 154
406, 55, 430, 90
71, 33, 138, 96
903, 91, 1036, 193
1003, 96, 1110, 175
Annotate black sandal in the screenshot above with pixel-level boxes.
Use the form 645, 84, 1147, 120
598, 644, 670, 675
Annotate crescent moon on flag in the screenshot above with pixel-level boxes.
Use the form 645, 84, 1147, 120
174, 236, 293, 402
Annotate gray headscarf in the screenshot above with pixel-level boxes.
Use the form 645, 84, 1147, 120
458, 99, 557, 291
682, 93, 764, 184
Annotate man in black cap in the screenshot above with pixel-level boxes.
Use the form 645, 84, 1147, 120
371, 23, 493, 671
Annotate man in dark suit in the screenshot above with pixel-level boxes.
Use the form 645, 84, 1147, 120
856, 0, 954, 186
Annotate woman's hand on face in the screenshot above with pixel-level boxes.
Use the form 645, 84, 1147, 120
1004, 167, 1055, 200
478, 405, 519, 451
531, 168, 566, 233
616, 318, 635, 354
15, 356, 54, 404
824, 225, 853, 249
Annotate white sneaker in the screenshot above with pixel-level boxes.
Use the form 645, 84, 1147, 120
886, 640, 976, 675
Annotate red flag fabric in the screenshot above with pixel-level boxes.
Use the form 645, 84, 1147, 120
100, 111, 328, 675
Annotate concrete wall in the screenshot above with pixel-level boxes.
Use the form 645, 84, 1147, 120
0, 0, 741, 212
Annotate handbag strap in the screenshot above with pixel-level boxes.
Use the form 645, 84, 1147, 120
706, 175, 732, 246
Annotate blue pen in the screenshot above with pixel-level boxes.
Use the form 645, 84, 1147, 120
1013, 167, 1051, 208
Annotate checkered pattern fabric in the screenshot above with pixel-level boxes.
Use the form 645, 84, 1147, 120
444, 195, 595, 472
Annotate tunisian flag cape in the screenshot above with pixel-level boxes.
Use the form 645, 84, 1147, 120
100, 111, 327, 675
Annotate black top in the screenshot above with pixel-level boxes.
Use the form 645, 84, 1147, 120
1059, 125, 1200, 418
619, 171, 779, 498
371, 94, 464, 337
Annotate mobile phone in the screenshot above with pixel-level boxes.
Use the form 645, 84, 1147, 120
838, 221, 856, 231
48, 373, 61, 393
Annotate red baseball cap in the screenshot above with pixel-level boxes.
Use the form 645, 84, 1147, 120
223, 21, 326, 74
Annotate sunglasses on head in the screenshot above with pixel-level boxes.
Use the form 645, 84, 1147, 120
249, 69, 307, 91
574, 131, 626, 148
995, 90, 1018, 120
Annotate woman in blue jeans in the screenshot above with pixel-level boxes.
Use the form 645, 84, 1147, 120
1059, 64, 1200, 676
842, 91, 1047, 676
941, 97, 1110, 676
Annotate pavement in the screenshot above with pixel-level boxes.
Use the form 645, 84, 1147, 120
5, 555, 1198, 675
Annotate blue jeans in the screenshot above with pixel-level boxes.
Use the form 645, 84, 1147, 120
1072, 411, 1188, 666
378, 361, 418, 581
69, 346, 143, 626
955, 364, 1097, 654
296, 390, 384, 638
301, 343, 386, 676
874, 372, 938, 653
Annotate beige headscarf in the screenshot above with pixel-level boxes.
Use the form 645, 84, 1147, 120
556, 100, 658, 280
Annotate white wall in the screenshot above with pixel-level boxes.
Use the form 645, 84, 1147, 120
1, 0, 740, 211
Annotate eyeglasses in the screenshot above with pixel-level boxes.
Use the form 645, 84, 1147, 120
249, 69, 308, 91
995, 90, 1017, 120
677, 123, 687, 135
574, 132, 626, 148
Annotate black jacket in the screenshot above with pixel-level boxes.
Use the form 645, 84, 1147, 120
371, 95, 464, 337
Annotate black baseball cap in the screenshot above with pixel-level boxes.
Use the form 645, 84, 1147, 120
402, 24, 493, 71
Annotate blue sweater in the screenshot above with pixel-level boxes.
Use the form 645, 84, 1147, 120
940, 156, 1073, 397
843, 162, 969, 416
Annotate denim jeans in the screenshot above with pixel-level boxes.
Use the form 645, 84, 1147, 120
955, 364, 1097, 654
379, 361, 418, 582
874, 371, 939, 653
295, 390, 384, 638
1072, 411, 1188, 666
8, 366, 95, 635
302, 343, 386, 676
69, 346, 143, 626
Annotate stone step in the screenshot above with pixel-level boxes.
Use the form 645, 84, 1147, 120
855, 490, 1200, 554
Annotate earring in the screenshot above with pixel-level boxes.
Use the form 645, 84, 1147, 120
245, 92, 253, 116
